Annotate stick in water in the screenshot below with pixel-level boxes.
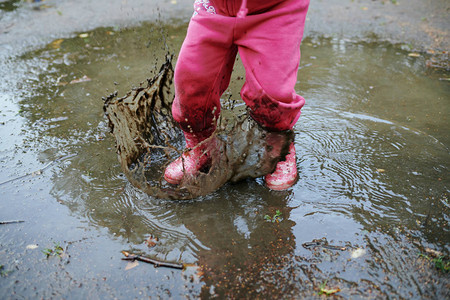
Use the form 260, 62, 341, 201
0, 220, 25, 225
121, 251, 184, 270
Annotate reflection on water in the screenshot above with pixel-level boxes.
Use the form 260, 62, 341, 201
2, 22, 449, 297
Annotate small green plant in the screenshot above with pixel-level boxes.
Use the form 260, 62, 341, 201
419, 254, 450, 273
42, 242, 64, 258
433, 256, 450, 272
318, 280, 340, 296
0, 265, 12, 277
264, 210, 283, 223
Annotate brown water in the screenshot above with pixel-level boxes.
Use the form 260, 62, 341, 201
0, 23, 449, 298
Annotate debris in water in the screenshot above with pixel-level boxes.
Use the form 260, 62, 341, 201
0, 220, 25, 225
50, 39, 64, 49
26, 244, 39, 250
302, 238, 346, 251
318, 280, 341, 296
121, 251, 184, 270
125, 260, 139, 271
351, 248, 366, 258
146, 235, 159, 248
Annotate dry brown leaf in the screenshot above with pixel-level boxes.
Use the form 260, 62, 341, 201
146, 235, 159, 248
425, 247, 444, 258
51, 39, 64, 49
125, 260, 139, 271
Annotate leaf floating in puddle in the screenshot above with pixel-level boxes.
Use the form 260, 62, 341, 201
351, 248, 366, 258
50, 39, 64, 49
320, 287, 341, 296
425, 247, 444, 258
26, 244, 39, 250
146, 235, 159, 248
125, 260, 139, 271
376, 168, 385, 173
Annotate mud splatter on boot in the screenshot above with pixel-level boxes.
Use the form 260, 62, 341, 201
164, 130, 215, 185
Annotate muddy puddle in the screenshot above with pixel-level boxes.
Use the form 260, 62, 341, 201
0, 22, 449, 298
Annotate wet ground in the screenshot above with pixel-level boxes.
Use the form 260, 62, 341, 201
1, 0, 449, 299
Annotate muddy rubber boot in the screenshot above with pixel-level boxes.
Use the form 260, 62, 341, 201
265, 142, 297, 190
164, 130, 213, 185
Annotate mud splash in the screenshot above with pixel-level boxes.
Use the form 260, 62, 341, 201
103, 56, 293, 199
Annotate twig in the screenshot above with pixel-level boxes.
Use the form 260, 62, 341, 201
302, 241, 346, 251
0, 220, 24, 225
121, 251, 184, 270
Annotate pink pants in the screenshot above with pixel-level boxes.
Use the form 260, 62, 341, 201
172, 0, 310, 133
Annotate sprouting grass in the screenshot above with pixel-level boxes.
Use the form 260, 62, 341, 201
419, 254, 450, 273
42, 242, 64, 258
264, 210, 282, 223
0, 265, 13, 277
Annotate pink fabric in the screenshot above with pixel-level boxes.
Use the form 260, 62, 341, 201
172, 0, 310, 133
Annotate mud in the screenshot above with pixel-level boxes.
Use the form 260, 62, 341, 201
103, 57, 293, 199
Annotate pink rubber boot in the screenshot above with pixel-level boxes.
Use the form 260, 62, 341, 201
265, 142, 297, 190
164, 130, 213, 185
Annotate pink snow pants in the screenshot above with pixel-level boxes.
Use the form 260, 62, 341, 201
172, 0, 310, 133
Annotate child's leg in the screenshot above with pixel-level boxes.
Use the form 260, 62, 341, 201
172, 12, 237, 134
166, 11, 237, 184
235, 0, 310, 189
235, 0, 309, 131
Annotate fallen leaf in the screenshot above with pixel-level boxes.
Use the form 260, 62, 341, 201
320, 287, 341, 295
376, 169, 385, 173
351, 248, 366, 258
26, 244, 39, 250
362, 7, 368, 10
70, 75, 91, 84
425, 248, 444, 258
408, 52, 421, 57
79, 33, 89, 38
146, 235, 159, 248
125, 260, 139, 270
31, 170, 42, 176
51, 39, 64, 49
